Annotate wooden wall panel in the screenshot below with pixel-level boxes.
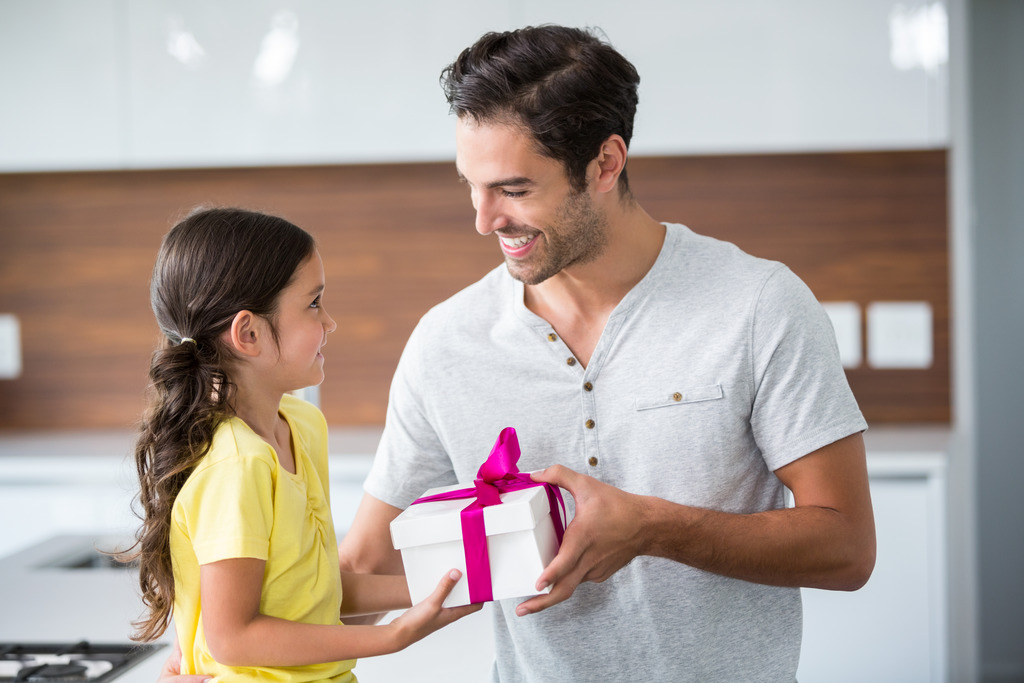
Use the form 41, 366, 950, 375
0, 150, 948, 431
628, 152, 950, 423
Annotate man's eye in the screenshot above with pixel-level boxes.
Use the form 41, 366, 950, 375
502, 189, 527, 198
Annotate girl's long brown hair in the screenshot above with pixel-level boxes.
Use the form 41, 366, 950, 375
124, 207, 314, 641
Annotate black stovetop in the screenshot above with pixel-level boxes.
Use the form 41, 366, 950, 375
0, 642, 163, 682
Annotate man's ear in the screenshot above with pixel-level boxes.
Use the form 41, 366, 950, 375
591, 134, 628, 195
225, 310, 263, 357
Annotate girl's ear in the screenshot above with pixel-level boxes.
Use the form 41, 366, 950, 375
226, 310, 263, 357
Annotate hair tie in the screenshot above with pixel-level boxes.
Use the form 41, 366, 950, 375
180, 337, 197, 346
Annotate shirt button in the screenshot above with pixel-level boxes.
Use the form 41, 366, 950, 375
673, 392, 682, 402
583, 382, 593, 392
547, 332, 558, 342
566, 357, 576, 366
588, 456, 598, 467
585, 419, 595, 429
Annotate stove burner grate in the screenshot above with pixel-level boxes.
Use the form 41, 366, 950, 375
0, 642, 163, 683
18, 662, 89, 681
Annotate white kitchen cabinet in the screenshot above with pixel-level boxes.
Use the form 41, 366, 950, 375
0, 447, 142, 559
0, 482, 137, 559
799, 450, 948, 682
0, 0, 947, 172
0, 452, 373, 560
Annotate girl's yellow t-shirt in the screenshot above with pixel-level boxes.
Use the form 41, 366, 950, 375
169, 394, 356, 682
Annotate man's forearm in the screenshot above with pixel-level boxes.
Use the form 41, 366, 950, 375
520, 433, 876, 616
336, 493, 408, 624
639, 497, 875, 591
639, 434, 876, 591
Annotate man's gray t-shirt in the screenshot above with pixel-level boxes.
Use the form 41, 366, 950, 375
365, 223, 867, 681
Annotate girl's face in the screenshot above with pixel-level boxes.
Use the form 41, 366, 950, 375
267, 249, 337, 392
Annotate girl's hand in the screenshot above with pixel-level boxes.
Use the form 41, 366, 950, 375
389, 569, 483, 649
156, 637, 211, 683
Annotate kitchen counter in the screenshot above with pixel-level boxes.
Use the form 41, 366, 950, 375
0, 535, 172, 681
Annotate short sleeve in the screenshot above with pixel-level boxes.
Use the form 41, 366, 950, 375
749, 266, 867, 470
177, 455, 276, 565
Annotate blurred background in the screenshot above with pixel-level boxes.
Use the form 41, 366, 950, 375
0, 1, 1020, 681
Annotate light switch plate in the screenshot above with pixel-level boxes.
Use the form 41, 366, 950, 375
867, 301, 933, 369
0, 314, 22, 379
821, 302, 862, 368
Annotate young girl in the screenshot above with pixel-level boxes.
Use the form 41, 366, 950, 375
128, 207, 479, 682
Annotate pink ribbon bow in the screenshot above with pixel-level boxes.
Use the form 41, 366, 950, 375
411, 427, 567, 604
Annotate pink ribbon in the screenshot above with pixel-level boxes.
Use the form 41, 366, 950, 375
411, 428, 567, 604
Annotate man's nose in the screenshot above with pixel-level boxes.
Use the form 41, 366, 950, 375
474, 194, 510, 235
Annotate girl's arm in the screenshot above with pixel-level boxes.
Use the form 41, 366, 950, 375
200, 557, 480, 667
338, 571, 409, 617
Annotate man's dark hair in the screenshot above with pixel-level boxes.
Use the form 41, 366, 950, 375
441, 25, 640, 195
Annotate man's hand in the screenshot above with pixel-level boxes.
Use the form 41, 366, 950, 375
517, 433, 875, 617
515, 465, 650, 616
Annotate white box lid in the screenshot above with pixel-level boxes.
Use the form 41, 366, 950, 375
390, 482, 553, 550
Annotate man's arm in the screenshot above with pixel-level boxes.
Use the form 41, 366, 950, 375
338, 492, 405, 573
518, 432, 875, 616
335, 493, 406, 625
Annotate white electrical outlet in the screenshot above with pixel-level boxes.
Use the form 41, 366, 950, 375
867, 301, 933, 369
821, 301, 862, 368
0, 314, 22, 379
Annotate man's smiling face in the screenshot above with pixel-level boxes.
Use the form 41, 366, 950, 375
455, 118, 609, 285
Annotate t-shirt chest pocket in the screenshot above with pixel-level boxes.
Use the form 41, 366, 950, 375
634, 383, 724, 411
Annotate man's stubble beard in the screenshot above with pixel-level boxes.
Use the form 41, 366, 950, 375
505, 190, 610, 286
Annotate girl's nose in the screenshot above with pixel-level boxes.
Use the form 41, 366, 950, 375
323, 310, 337, 334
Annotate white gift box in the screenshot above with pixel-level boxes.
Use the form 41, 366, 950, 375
390, 481, 565, 608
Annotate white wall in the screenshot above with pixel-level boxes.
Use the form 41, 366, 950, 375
0, 0, 948, 172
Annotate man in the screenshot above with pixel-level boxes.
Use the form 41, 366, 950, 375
161, 24, 874, 682
340, 24, 875, 682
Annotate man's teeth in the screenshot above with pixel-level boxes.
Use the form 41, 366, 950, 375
500, 235, 533, 249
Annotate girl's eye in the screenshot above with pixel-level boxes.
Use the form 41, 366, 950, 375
310, 296, 321, 309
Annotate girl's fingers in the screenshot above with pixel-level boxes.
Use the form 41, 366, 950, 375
427, 569, 483, 617
427, 568, 463, 603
